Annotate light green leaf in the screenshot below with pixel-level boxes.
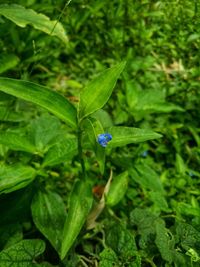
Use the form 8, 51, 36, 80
78, 61, 126, 120
0, 54, 19, 74
0, 131, 35, 153
61, 180, 93, 260
106, 171, 129, 207
0, 164, 36, 194
0, 78, 77, 128
108, 126, 162, 147
99, 248, 118, 267
42, 137, 77, 167
0, 239, 45, 267
0, 4, 68, 43
31, 191, 66, 253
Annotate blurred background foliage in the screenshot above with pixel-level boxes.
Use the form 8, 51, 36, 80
0, 0, 200, 266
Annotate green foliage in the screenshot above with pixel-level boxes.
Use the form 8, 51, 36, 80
0, 4, 68, 43
0, 0, 199, 266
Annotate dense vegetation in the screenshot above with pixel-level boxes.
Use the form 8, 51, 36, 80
0, 1, 200, 266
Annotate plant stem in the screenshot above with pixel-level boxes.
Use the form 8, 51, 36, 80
77, 125, 86, 178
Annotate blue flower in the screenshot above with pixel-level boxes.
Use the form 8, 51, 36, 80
97, 133, 112, 147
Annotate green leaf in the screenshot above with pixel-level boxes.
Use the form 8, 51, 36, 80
61, 180, 93, 260
176, 222, 200, 252
0, 54, 19, 74
155, 219, 175, 263
28, 114, 61, 152
106, 223, 137, 258
99, 248, 119, 267
31, 190, 66, 253
0, 131, 35, 153
0, 78, 77, 128
78, 61, 126, 120
108, 126, 162, 147
42, 137, 77, 167
0, 4, 68, 43
0, 164, 36, 194
0, 239, 45, 267
0, 223, 22, 250
106, 171, 129, 207
129, 163, 164, 193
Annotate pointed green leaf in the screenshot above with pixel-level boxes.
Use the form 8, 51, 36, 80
0, 53, 19, 74
0, 78, 77, 128
61, 180, 93, 260
0, 239, 45, 267
0, 131, 35, 153
31, 191, 66, 253
0, 4, 68, 43
106, 172, 129, 207
108, 126, 162, 147
0, 164, 36, 194
78, 62, 126, 120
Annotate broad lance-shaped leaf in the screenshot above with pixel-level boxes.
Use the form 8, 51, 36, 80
61, 180, 93, 260
78, 61, 126, 120
107, 126, 162, 147
0, 131, 35, 153
0, 164, 36, 194
0, 239, 45, 267
31, 191, 66, 253
0, 4, 68, 43
0, 78, 77, 128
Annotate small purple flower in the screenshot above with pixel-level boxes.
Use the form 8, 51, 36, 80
97, 133, 112, 147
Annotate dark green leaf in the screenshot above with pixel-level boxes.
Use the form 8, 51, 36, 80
0, 239, 45, 267
31, 190, 66, 253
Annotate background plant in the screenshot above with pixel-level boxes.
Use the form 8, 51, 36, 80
0, 0, 200, 266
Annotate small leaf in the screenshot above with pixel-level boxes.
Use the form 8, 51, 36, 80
0, 78, 77, 128
99, 248, 119, 267
31, 190, 66, 253
0, 53, 19, 74
0, 131, 35, 153
61, 180, 93, 260
78, 61, 126, 120
155, 219, 175, 263
0, 4, 68, 43
0, 164, 36, 194
0, 239, 45, 267
106, 171, 129, 207
108, 126, 162, 147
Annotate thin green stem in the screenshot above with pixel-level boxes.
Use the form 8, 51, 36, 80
77, 126, 86, 178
